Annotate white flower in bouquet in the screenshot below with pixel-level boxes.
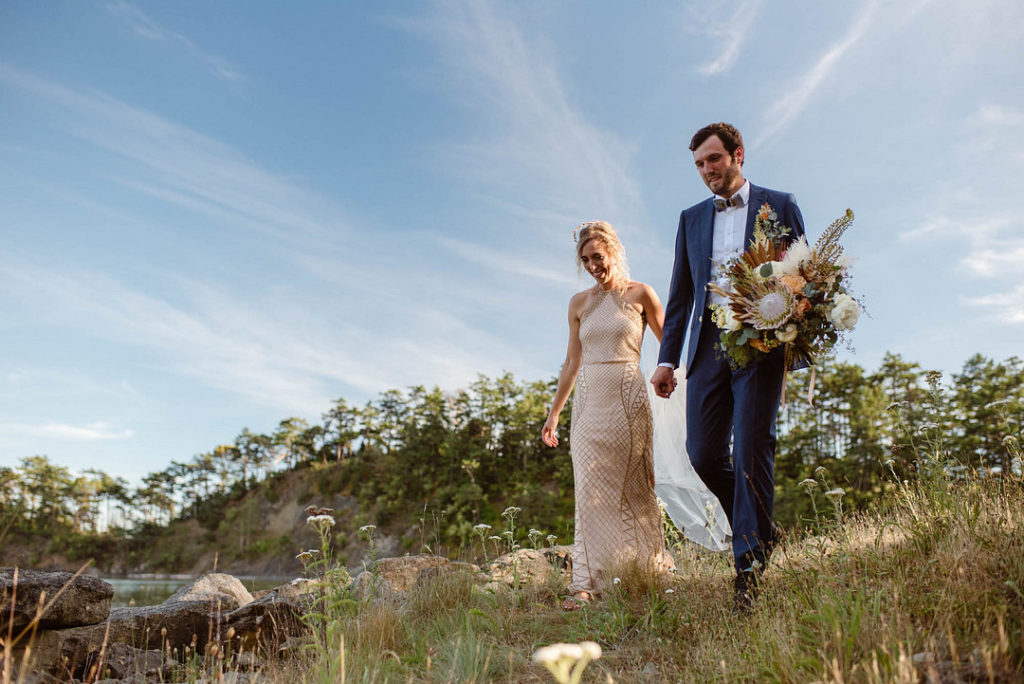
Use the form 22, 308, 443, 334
829, 293, 861, 331
779, 237, 812, 274
776, 323, 798, 343
723, 307, 742, 331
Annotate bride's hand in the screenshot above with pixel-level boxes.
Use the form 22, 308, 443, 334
541, 417, 559, 447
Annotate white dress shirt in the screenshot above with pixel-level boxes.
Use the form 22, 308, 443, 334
708, 180, 750, 307
657, 181, 751, 370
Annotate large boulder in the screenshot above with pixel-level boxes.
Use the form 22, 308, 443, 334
352, 555, 479, 600
485, 547, 572, 589
165, 573, 255, 611
29, 600, 218, 678
0, 568, 113, 630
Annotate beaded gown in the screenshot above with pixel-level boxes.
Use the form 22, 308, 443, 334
568, 288, 673, 593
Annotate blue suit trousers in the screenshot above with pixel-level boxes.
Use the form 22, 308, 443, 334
686, 310, 786, 572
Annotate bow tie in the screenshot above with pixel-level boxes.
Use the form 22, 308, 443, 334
714, 195, 744, 211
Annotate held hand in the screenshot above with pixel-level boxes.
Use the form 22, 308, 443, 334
541, 416, 559, 447
650, 366, 678, 399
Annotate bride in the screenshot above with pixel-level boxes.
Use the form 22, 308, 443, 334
542, 221, 729, 611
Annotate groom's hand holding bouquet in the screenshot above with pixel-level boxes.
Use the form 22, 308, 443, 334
707, 202, 861, 373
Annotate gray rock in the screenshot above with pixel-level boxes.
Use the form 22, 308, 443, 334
30, 600, 219, 678
165, 573, 254, 611
223, 591, 306, 657
271, 576, 322, 601
90, 642, 173, 681
0, 567, 113, 630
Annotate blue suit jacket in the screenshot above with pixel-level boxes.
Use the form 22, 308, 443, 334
658, 183, 805, 376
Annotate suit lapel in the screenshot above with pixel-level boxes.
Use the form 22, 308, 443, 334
697, 200, 715, 289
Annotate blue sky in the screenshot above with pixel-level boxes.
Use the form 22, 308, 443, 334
2, 0, 1022, 483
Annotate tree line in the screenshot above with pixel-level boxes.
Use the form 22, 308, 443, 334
1, 353, 1021, 560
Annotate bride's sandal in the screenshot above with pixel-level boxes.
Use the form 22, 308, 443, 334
560, 591, 593, 612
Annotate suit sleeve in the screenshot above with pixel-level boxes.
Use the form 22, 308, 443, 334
657, 211, 693, 368
783, 192, 805, 241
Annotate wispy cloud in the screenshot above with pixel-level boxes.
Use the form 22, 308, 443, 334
0, 260, 381, 413
4, 422, 133, 441
0, 63, 544, 416
691, 0, 762, 76
963, 285, 1024, 324
0, 64, 341, 248
0, 252, 534, 413
962, 243, 1024, 279
105, 1, 245, 84
436, 237, 577, 286
894, 99, 1024, 328
751, 0, 879, 151
399, 0, 645, 239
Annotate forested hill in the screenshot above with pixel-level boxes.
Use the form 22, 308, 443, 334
1, 353, 1021, 576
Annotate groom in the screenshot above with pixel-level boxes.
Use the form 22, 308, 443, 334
651, 122, 804, 612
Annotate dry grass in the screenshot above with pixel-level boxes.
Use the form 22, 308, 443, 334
5, 450, 1022, 682
260, 463, 1024, 683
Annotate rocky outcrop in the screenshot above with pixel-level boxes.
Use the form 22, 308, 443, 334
4, 571, 269, 680
3, 551, 570, 681
0, 568, 113, 630
30, 600, 223, 677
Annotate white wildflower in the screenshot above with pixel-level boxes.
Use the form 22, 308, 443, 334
532, 641, 601, 684
359, 524, 377, 535
473, 523, 492, 532
798, 478, 817, 489
307, 514, 335, 527
501, 506, 521, 519
665, 588, 675, 594
824, 488, 846, 500
612, 577, 621, 585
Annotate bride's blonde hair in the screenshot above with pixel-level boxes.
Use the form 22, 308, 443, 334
574, 221, 630, 294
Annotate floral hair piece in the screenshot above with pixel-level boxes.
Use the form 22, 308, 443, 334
573, 221, 601, 243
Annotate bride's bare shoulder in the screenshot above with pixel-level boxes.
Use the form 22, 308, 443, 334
625, 280, 658, 302
568, 288, 594, 315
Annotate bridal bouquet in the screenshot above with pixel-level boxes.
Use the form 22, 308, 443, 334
708, 202, 860, 369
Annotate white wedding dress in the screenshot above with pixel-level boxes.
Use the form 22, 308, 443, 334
641, 339, 731, 552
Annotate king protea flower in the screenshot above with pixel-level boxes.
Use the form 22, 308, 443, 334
740, 281, 796, 330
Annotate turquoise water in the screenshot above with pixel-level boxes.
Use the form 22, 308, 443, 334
103, 576, 290, 607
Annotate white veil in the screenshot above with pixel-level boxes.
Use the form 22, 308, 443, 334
641, 334, 731, 552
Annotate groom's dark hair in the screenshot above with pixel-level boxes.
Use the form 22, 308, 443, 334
690, 123, 744, 164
